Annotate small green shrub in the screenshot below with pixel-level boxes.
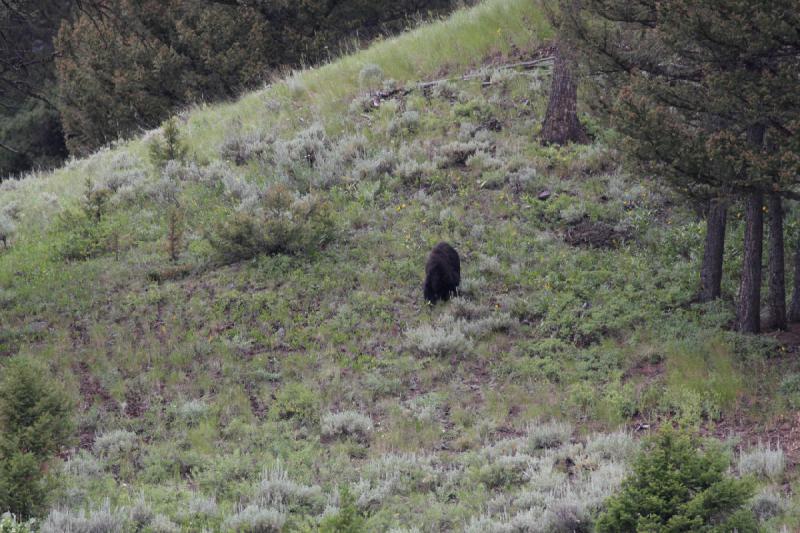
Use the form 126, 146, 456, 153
778, 372, 800, 408
595, 427, 758, 532
148, 118, 188, 169
0, 357, 73, 518
270, 383, 319, 426
0, 513, 35, 533
210, 184, 335, 263
319, 486, 366, 533
52, 183, 121, 261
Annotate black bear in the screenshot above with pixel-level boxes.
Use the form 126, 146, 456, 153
424, 242, 461, 304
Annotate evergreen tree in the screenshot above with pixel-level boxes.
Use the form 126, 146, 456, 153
596, 428, 757, 532
561, 0, 800, 332
55, 0, 459, 156
0, 1, 71, 177
0, 357, 74, 518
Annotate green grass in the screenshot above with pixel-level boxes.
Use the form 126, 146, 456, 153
0, 0, 797, 530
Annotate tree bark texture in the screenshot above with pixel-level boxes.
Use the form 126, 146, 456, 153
766, 193, 787, 330
737, 190, 764, 333
737, 123, 766, 334
789, 238, 800, 323
699, 198, 727, 302
540, 43, 588, 146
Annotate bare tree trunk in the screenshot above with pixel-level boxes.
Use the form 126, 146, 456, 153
699, 198, 727, 302
540, 43, 588, 146
789, 237, 800, 323
737, 190, 764, 333
766, 193, 787, 330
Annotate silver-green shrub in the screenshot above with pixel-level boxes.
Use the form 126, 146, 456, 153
321, 411, 374, 441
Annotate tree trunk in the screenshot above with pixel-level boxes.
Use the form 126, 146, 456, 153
789, 238, 800, 323
737, 190, 764, 333
698, 198, 727, 302
766, 193, 787, 330
540, 43, 588, 146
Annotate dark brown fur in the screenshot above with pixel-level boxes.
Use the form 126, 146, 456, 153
424, 242, 460, 304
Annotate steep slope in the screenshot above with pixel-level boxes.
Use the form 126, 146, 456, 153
0, 0, 798, 530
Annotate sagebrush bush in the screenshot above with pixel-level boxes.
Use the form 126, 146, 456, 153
395, 159, 437, 188
405, 318, 473, 358
221, 129, 272, 165
526, 421, 572, 451
448, 297, 488, 320
431, 81, 460, 100
92, 429, 137, 460
477, 254, 502, 275
186, 495, 217, 519
460, 313, 517, 338
321, 411, 374, 441
150, 514, 180, 533
586, 431, 638, 463
465, 515, 512, 533
129, 496, 154, 529
388, 111, 421, 137
63, 451, 103, 480
595, 427, 758, 532
222, 504, 285, 533
738, 443, 785, 481
100, 153, 147, 193
349, 94, 375, 115
477, 454, 532, 488
176, 399, 209, 426
40, 500, 126, 533
257, 463, 324, 511
435, 141, 480, 167
358, 64, 384, 89
352, 150, 396, 182
275, 124, 329, 175
210, 184, 335, 263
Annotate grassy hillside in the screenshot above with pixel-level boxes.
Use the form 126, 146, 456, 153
0, 0, 799, 530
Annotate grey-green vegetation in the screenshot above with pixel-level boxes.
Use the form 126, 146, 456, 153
0, 0, 798, 530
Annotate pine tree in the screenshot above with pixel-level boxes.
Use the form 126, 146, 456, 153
561, 0, 800, 333
0, 358, 74, 518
